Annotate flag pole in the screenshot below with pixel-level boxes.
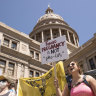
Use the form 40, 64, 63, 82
16, 79, 19, 96
53, 62, 57, 79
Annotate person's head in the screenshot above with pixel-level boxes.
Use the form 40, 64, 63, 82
0, 76, 10, 92
67, 61, 82, 75
9, 83, 15, 90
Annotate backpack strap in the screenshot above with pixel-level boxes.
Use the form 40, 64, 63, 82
66, 75, 72, 91
83, 75, 90, 87
67, 78, 72, 91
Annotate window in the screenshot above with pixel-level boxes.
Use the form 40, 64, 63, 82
36, 33, 41, 42
0, 60, 6, 74
61, 30, 68, 41
29, 70, 34, 77
32, 36, 34, 39
89, 58, 96, 69
3, 38, 10, 47
0, 68, 4, 75
8, 62, 14, 76
52, 29, 59, 39
11, 41, 17, 50
43, 29, 50, 41
95, 56, 96, 61
75, 37, 78, 46
8, 62, 14, 68
35, 72, 39, 77
0, 60, 6, 66
35, 53, 39, 60
69, 32, 75, 44
52, 21, 56, 23
30, 51, 34, 58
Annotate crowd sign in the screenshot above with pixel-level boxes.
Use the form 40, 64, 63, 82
40, 36, 69, 64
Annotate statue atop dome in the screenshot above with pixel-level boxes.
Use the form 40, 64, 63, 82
45, 5, 53, 14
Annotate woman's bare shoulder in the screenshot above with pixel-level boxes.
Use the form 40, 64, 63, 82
86, 75, 96, 82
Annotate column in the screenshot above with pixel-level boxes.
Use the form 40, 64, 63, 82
17, 42, 19, 51
42, 31, 44, 42
83, 58, 89, 72
9, 40, 12, 48
35, 34, 36, 41
67, 31, 70, 42
34, 51, 36, 59
77, 39, 79, 47
50, 28, 53, 39
24, 66, 29, 78
5, 60, 9, 74
0, 32, 3, 44
39, 53, 41, 61
14, 63, 17, 78
34, 70, 36, 77
73, 34, 76, 45
16, 63, 21, 79
59, 28, 62, 37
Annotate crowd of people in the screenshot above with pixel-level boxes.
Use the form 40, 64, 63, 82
0, 75, 16, 96
0, 61, 96, 96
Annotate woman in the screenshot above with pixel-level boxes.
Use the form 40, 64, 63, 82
54, 61, 96, 96
0, 75, 16, 96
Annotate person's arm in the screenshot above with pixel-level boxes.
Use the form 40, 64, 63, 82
86, 75, 96, 95
54, 78, 70, 96
62, 83, 70, 96
54, 78, 62, 96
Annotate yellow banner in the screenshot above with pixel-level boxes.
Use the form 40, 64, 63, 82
18, 61, 66, 96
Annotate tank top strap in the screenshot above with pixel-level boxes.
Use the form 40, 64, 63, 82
83, 75, 90, 87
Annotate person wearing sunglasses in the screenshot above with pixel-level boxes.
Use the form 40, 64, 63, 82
54, 61, 96, 96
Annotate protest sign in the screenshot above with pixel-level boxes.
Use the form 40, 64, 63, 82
40, 36, 69, 64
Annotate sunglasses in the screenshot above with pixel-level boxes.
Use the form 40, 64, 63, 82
67, 63, 75, 68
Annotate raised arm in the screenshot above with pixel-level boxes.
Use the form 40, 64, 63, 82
54, 78, 62, 96
62, 83, 70, 96
54, 78, 70, 96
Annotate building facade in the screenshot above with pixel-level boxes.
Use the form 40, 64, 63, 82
0, 7, 96, 81
0, 22, 51, 81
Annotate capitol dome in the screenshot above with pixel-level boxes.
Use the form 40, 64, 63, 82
38, 6, 64, 23
29, 6, 79, 54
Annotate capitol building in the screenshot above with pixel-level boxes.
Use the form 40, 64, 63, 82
0, 6, 96, 81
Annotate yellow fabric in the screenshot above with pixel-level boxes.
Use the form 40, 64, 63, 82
18, 61, 67, 96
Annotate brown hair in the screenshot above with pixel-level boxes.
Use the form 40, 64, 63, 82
68, 60, 82, 75
74, 61, 82, 74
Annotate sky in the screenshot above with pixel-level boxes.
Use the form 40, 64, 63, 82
0, 0, 96, 46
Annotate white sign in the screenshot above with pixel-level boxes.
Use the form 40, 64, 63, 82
40, 36, 69, 64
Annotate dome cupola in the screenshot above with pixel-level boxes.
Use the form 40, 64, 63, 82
45, 5, 53, 14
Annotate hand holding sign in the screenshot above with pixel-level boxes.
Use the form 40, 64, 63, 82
40, 36, 69, 78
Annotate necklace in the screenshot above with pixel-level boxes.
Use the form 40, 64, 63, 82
72, 76, 83, 88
